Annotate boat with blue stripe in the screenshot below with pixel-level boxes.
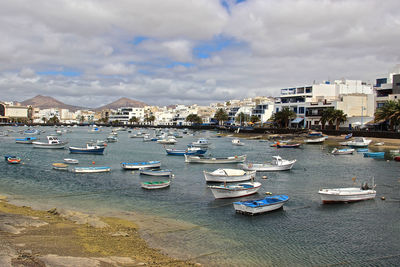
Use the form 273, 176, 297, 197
15, 137, 37, 144
140, 169, 172, 176
121, 161, 161, 170
73, 166, 111, 173
363, 152, 385, 158
233, 195, 289, 215
69, 143, 105, 154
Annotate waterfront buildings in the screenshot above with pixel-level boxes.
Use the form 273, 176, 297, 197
374, 65, 400, 109
0, 102, 29, 123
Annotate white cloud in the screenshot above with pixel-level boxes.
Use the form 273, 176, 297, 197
98, 63, 135, 75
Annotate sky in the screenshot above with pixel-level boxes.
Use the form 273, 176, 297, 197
0, 0, 399, 108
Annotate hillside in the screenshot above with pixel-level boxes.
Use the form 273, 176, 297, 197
95, 97, 147, 111
20, 95, 85, 111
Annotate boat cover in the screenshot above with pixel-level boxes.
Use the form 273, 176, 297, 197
211, 169, 246, 176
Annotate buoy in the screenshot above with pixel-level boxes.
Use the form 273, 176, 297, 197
381, 196, 386, 200
92, 161, 95, 164
262, 176, 267, 179
265, 192, 272, 195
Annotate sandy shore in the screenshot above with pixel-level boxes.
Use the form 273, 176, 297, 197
0, 195, 197, 267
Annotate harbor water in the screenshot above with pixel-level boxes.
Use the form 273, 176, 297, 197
0, 127, 399, 266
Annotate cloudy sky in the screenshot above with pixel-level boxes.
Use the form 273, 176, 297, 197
0, 0, 399, 107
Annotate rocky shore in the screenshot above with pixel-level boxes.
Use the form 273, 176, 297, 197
0, 195, 196, 267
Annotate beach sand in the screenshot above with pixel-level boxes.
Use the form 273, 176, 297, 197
0, 196, 197, 267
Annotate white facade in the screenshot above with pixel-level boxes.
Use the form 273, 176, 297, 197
108, 107, 145, 124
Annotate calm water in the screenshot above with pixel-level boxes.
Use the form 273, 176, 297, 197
1, 126, 399, 266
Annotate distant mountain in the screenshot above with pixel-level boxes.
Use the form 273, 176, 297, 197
20, 95, 85, 111
95, 97, 147, 111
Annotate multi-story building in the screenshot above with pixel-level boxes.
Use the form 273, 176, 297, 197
108, 107, 144, 124
252, 99, 275, 123
0, 102, 29, 123
374, 65, 400, 109
275, 80, 374, 128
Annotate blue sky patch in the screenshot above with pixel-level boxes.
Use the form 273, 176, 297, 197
37, 69, 81, 77
132, 36, 148, 45
193, 35, 238, 59
166, 62, 195, 68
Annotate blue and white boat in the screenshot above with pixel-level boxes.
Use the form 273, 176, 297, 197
121, 161, 161, 170
15, 137, 37, 144
331, 148, 355, 155
89, 127, 101, 133
69, 143, 105, 154
24, 128, 40, 135
233, 195, 289, 215
357, 148, 369, 153
139, 169, 172, 176
73, 166, 111, 173
166, 147, 207, 156
363, 152, 385, 158
190, 138, 211, 148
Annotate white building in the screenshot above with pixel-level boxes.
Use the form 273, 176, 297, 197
108, 107, 145, 124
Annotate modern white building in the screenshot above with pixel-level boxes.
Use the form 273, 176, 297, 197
374, 65, 400, 109
108, 107, 145, 124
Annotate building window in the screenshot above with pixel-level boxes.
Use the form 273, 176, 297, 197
299, 107, 305, 114
314, 121, 319, 125
293, 107, 298, 113
276, 108, 279, 113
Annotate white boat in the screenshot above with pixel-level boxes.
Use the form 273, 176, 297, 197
191, 138, 210, 148
63, 158, 79, 164
209, 182, 261, 199
233, 195, 289, 215
331, 148, 355, 155
303, 137, 326, 144
140, 169, 172, 176
73, 166, 111, 173
184, 154, 246, 164
347, 137, 372, 147
232, 139, 244, 146
239, 156, 296, 171
32, 136, 68, 149
141, 180, 171, 189
374, 142, 384, 146
318, 183, 376, 204
121, 161, 161, 170
52, 163, 69, 171
106, 135, 118, 142
203, 169, 256, 182
157, 136, 177, 144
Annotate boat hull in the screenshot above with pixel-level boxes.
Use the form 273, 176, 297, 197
185, 155, 246, 164
69, 147, 105, 154
121, 161, 161, 170
318, 188, 376, 203
233, 195, 289, 215
209, 182, 261, 199
240, 161, 296, 171
73, 167, 111, 173
141, 181, 171, 189
140, 169, 172, 176
203, 169, 256, 182
32, 142, 67, 149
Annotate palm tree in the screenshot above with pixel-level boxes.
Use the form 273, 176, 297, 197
272, 107, 296, 128
250, 115, 261, 124
129, 116, 139, 124
374, 100, 400, 130
332, 110, 347, 130
214, 108, 229, 125
320, 108, 335, 129
235, 112, 250, 126
186, 114, 202, 124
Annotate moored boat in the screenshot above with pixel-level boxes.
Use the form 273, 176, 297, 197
52, 163, 69, 171
140, 169, 172, 177
303, 137, 326, 144
141, 180, 171, 189
276, 142, 300, 148
232, 139, 244, 146
357, 148, 369, 153
24, 128, 40, 135
318, 183, 376, 204
69, 143, 105, 154
191, 138, 211, 148
363, 152, 385, 158
347, 137, 372, 147
239, 156, 296, 171
203, 168, 256, 182
15, 137, 37, 144
32, 136, 67, 149
157, 137, 177, 144
106, 135, 118, 142
166, 147, 207, 156
5, 155, 21, 164
184, 154, 246, 164
208, 182, 261, 199
63, 158, 79, 164
73, 166, 111, 173
331, 148, 355, 155
121, 161, 161, 170
233, 195, 289, 215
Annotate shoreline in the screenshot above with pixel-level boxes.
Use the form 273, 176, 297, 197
0, 195, 198, 266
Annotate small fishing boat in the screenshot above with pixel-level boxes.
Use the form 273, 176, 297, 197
331, 148, 355, 155
166, 147, 207, 156
303, 137, 325, 144
69, 143, 105, 154
32, 136, 67, 149
374, 142, 384, 146
24, 128, 40, 135
308, 131, 323, 137
52, 163, 69, 171
357, 148, 369, 153
73, 166, 111, 173
191, 138, 211, 148
203, 169, 256, 182
276, 142, 300, 148
184, 154, 246, 164
363, 152, 385, 158
345, 133, 353, 139
15, 137, 37, 144
106, 135, 118, 142
157, 137, 177, 144
141, 180, 171, 189
121, 161, 161, 170
5, 155, 21, 164
88, 127, 101, 133
239, 156, 296, 171
63, 158, 79, 164
139, 169, 172, 177
232, 139, 244, 146
233, 195, 289, 215
208, 182, 261, 199
347, 137, 372, 147
318, 182, 376, 204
